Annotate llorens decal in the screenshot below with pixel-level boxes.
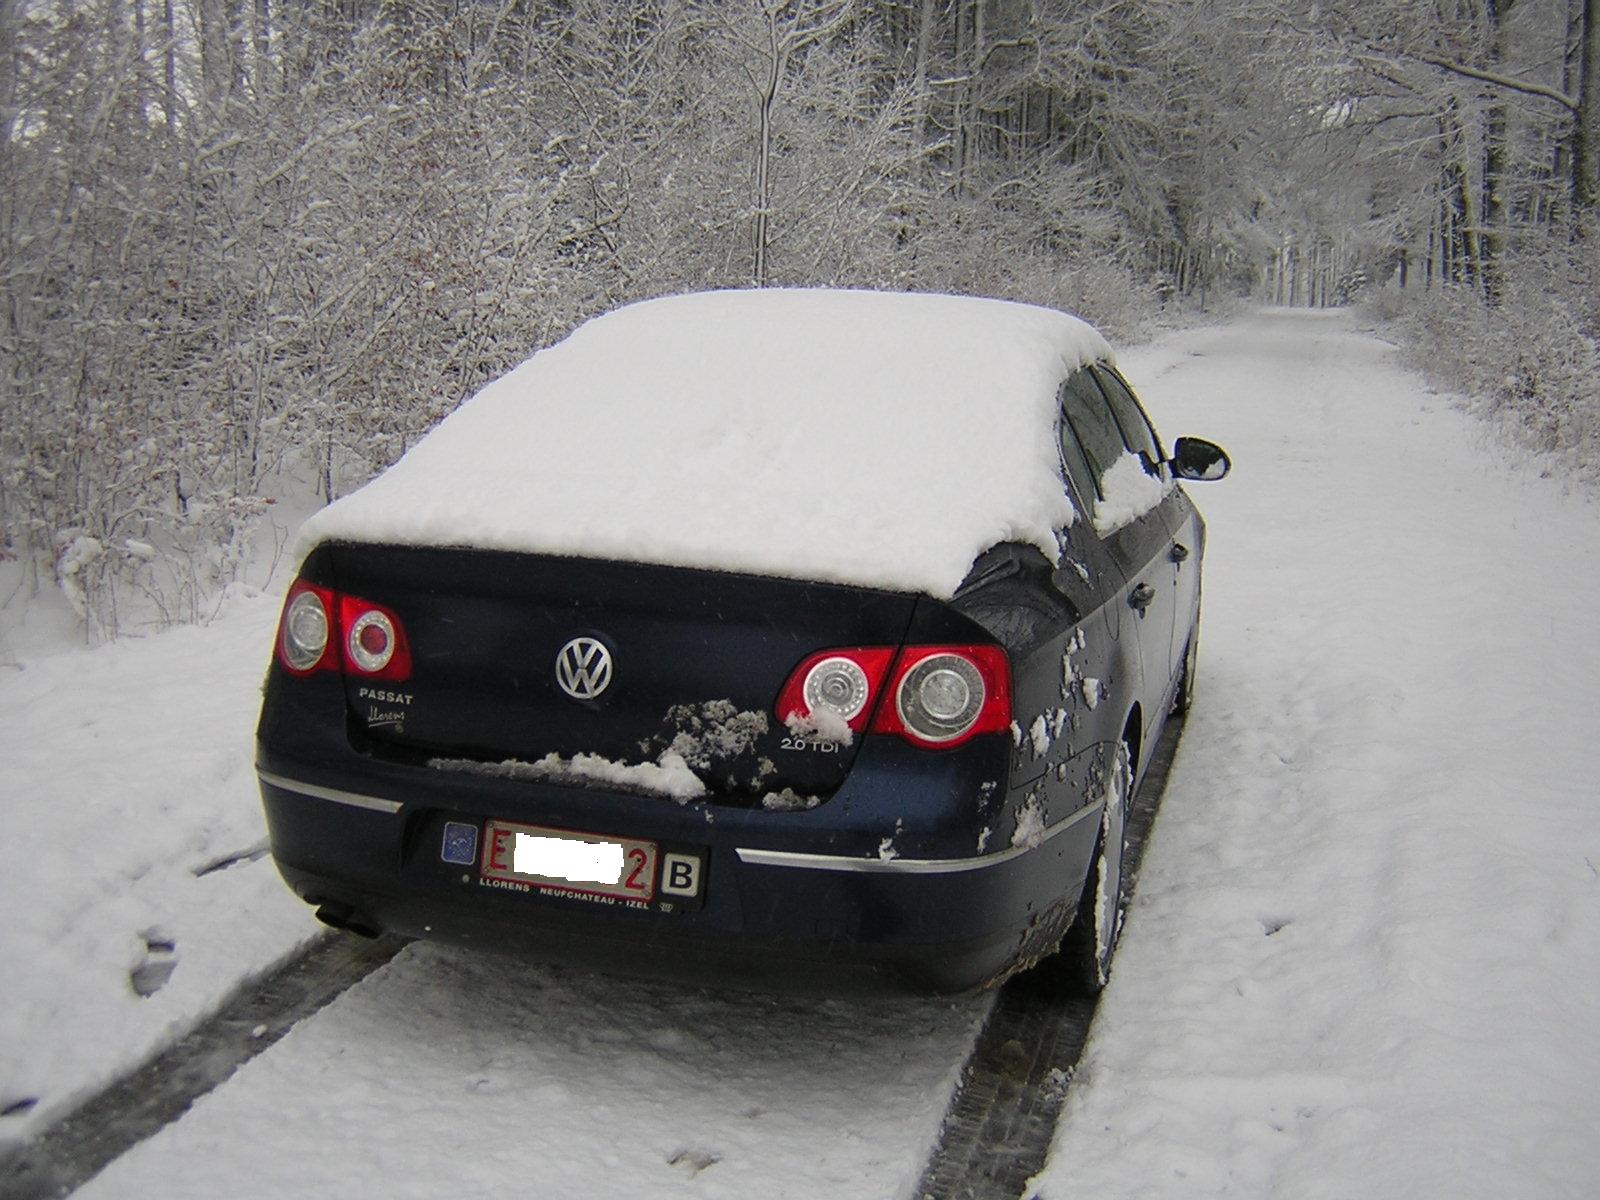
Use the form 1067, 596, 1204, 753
357, 684, 413, 730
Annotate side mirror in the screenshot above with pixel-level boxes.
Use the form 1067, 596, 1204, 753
1170, 436, 1231, 482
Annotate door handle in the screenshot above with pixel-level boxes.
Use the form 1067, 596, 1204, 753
1170, 543, 1190, 563
1129, 583, 1156, 612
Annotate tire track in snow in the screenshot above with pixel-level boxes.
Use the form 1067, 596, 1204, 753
0, 932, 408, 1199
915, 713, 1184, 1200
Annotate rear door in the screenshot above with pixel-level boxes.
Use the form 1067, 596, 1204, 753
1060, 367, 1181, 726
1091, 364, 1194, 687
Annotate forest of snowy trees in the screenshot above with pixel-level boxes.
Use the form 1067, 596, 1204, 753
2, 0, 1597, 634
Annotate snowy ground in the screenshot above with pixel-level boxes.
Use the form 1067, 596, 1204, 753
2, 308, 1597, 1198
0, 586, 316, 1141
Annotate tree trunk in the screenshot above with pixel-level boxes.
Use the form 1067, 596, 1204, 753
254, 0, 273, 97
1425, 208, 1437, 288
164, 0, 179, 136
198, 0, 232, 101
953, 0, 969, 194
753, 6, 782, 287
1481, 0, 1511, 300
1574, 0, 1599, 213
1442, 106, 1481, 288
966, 0, 984, 184
228, 0, 248, 97
910, 0, 935, 146
0, 0, 17, 222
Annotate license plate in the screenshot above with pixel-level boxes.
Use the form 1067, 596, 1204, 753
480, 819, 657, 903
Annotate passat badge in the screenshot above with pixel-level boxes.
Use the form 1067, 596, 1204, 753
555, 637, 613, 701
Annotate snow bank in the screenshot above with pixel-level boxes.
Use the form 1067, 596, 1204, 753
298, 290, 1112, 598
0, 592, 314, 1143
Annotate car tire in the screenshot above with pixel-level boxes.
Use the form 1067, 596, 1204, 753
1060, 739, 1134, 995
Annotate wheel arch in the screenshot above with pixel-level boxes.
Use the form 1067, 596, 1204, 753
1122, 702, 1143, 777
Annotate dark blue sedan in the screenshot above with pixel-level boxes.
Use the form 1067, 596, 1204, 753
256, 289, 1228, 993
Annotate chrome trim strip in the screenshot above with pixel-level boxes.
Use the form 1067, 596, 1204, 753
735, 802, 1099, 874
256, 770, 403, 815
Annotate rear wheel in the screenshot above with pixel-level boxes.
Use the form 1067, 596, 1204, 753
1061, 740, 1134, 994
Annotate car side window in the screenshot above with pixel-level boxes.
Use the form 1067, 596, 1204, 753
1056, 382, 1099, 505
1060, 368, 1127, 490
1091, 365, 1165, 477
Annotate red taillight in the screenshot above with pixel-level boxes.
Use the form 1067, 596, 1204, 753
775, 647, 897, 734
776, 643, 1010, 750
277, 582, 336, 675
337, 594, 411, 680
871, 645, 1012, 749
274, 583, 412, 681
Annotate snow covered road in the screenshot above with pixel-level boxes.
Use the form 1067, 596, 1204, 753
4, 309, 1597, 1199
70, 947, 984, 1200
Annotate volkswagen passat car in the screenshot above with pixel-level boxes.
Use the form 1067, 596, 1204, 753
256, 289, 1228, 994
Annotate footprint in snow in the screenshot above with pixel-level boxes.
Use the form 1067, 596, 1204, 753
646, 1028, 696, 1055
668, 1149, 721, 1176
191, 839, 271, 878
130, 931, 178, 998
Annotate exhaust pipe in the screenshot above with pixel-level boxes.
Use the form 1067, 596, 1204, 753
313, 901, 383, 940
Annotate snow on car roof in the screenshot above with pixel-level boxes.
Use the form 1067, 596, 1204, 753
298, 289, 1113, 598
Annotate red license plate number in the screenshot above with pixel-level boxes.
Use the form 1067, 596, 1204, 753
480, 819, 657, 903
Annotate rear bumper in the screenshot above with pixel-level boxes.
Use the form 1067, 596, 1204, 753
258, 752, 1101, 995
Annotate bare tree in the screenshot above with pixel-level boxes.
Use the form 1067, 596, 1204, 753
724, 0, 857, 285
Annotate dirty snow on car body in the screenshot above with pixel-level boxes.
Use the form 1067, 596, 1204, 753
297, 289, 1111, 599
430, 749, 709, 800
1036, 310, 1600, 1200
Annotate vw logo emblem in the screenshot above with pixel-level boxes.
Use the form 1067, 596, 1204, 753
555, 637, 613, 701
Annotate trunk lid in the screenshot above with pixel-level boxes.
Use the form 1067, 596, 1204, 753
326, 544, 919, 804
